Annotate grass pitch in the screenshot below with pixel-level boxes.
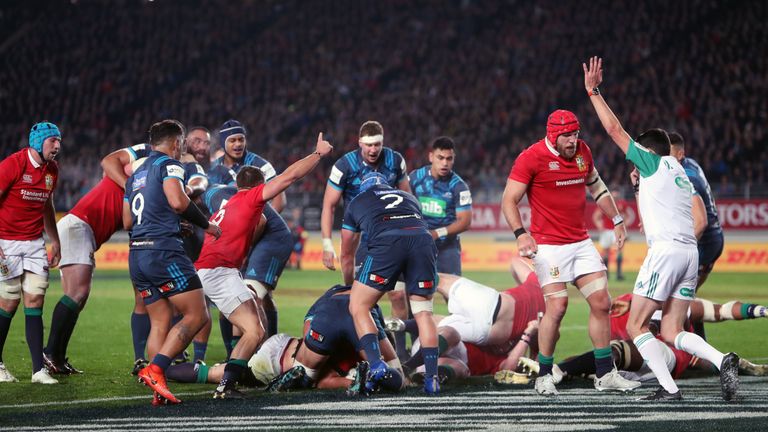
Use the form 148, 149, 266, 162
0, 269, 766, 430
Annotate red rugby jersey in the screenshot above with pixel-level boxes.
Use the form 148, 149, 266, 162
195, 184, 266, 270
508, 139, 594, 245
69, 177, 124, 248
0, 149, 58, 240
504, 272, 546, 342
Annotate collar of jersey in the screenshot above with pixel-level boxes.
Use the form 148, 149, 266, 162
544, 137, 561, 157
27, 148, 42, 168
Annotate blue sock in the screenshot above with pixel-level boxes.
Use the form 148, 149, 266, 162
538, 353, 554, 376
25, 307, 44, 373
152, 354, 172, 372
422, 347, 438, 377
130, 312, 150, 360
359, 333, 383, 367
265, 307, 278, 337
0, 308, 14, 363
403, 319, 419, 337
193, 341, 207, 363
594, 347, 614, 378
219, 315, 233, 359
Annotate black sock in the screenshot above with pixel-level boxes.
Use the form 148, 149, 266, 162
558, 351, 596, 377
130, 312, 150, 360
394, 332, 408, 360
0, 308, 14, 363
403, 319, 419, 338
166, 362, 197, 383
265, 308, 278, 338
219, 315, 233, 359
59, 311, 80, 361
25, 307, 44, 372
692, 320, 706, 340
222, 359, 247, 384
46, 296, 80, 361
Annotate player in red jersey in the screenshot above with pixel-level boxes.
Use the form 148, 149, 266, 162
42, 143, 150, 375
194, 133, 332, 398
502, 110, 636, 396
0, 122, 62, 384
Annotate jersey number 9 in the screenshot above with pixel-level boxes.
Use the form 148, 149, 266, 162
132, 193, 145, 225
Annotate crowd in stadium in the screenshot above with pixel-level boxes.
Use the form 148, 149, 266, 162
1, 0, 766, 210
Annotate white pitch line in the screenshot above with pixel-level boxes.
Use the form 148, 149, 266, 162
0, 390, 210, 410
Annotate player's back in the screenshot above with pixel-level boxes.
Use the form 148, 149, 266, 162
126, 151, 185, 250
681, 157, 721, 235
343, 184, 428, 242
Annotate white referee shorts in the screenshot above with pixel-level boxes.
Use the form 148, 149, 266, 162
58, 214, 97, 267
633, 242, 698, 302
438, 277, 499, 345
533, 238, 606, 287
198, 267, 254, 318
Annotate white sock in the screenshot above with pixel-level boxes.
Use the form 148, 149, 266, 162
634, 332, 679, 393
674, 331, 725, 370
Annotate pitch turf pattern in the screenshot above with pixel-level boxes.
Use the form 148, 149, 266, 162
2, 377, 767, 431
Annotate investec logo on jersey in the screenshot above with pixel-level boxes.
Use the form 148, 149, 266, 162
554, 178, 584, 187
419, 197, 446, 217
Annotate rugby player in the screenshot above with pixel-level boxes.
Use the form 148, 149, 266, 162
409, 136, 472, 275
125, 120, 222, 404
591, 190, 627, 281
320, 120, 412, 359
43, 143, 150, 375
195, 133, 333, 398
584, 55, 739, 401
341, 172, 439, 395
502, 104, 630, 395
0, 122, 62, 384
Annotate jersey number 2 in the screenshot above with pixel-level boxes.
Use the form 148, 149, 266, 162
380, 193, 403, 209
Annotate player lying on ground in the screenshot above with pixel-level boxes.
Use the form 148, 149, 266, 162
268, 284, 404, 395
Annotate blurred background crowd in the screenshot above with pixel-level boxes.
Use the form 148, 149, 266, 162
1, 0, 765, 210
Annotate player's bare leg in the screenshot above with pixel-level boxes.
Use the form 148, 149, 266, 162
45, 263, 92, 373
214, 299, 263, 398
535, 282, 567, 395
387, 287, 409, 360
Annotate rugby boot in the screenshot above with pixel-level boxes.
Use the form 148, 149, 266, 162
719, 352, 739, 401
594, 368, 641, 392
266, 365, 306, 392
364, 361, 391, 394
534, 374, 558, 396
347, 361, 370, 397
31, 369, 58, 384
424, 374, 440, 395
138, 364, 180, 404
131, 358, 148, 376
61, 358, 83, 374
383, 318, 406, 332
213, 379, 247, 399
638, 386, 682, 401
42, 352, 66, 375
0, 362, 18, 383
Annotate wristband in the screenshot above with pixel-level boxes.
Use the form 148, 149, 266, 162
520, 333, 531, 344
513, 227, 527, 239
435, 227, 448, 239
612, 215, 624, 227
180, 202, 210, 230
322, 238, 335, 253
589, 87, 600, 96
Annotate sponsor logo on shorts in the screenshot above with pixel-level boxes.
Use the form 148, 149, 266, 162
0, 261, 8, 276
549, 266, 560, 279
418, 280, 434, 289
159, 281, 176, 293
679, 287, 695, 298
308, 329, 324, 343
139, 289, 152, 298
369, 274, 388, 285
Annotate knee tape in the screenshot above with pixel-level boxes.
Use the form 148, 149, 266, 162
543, 289, 568, 299
244, 279, 269, 299
394, 281, 406, 292
698, 298, 717, 322
410, 299, 434, 314
0, 276, 22, 300
21, 271, 48, 296
579, 276, 607, 299
610, 339, 633, 370
720, 301, 737, 320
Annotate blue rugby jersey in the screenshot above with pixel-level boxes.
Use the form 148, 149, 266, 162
342, 184, 428, 241
208, 150, 277, 186
682, 157, 722, 242
409, 165, 472, 232
124, 151, 187, 251
327, 147, 407, 208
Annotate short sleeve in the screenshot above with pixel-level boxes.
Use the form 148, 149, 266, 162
508, 149, 536, 184
0, 155, 21, 193
163, 160, 186, 182
259, 162, 277, 182
453, 180, 472, 212
328, 157, 348, 191
395, 152, 407, 183
341, 202, 359, 232
626, 139, 661, 178
125, 143, 150, 161
184, 163, 208, 183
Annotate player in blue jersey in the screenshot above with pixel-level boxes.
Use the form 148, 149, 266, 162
124, 120, 222, 404
268, 284, 405, 395
201, 184, 292, 338
320, 120, 412, 359
669, 132, 725, 339
340, 172, 440, 395
409, 136, 472, 275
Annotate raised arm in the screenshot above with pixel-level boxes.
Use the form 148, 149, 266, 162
583, 56, 632, 154
262, 133, 333, 201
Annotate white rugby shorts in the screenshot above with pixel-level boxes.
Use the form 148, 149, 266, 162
438, 277, 499, 345
198, 267, 254, 318
633, 242, 698, 302
0, 237, 48, 281
248, 333, 291, 384
598, 230, 615, 249
533, 238, 606, 287
58, 214, 97, 267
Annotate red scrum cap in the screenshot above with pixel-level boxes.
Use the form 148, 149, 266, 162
546, 110, 580, 144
